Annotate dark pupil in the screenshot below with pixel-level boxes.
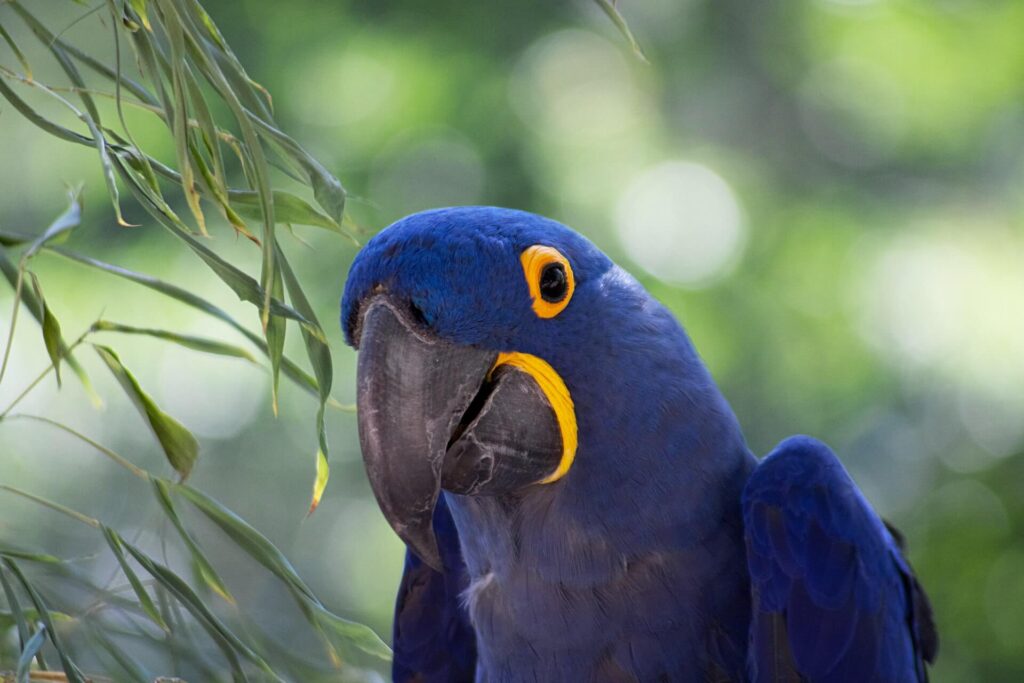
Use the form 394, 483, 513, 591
539, 263, 568, 303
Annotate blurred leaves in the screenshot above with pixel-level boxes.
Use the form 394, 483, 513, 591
0, 12, 372, 645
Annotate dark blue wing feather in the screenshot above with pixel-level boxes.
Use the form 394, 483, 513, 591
392, 495, 477, 682
743, 435, 937, 683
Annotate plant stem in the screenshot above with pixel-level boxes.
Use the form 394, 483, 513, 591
3, 414, 150, 481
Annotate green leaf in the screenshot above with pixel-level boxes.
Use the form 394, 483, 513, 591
176, 484, 391, 660
230, 190, 343, 232
120, 541, 281, 681
11, 3, 131, 225
151, 478, 235, 605
27, 273, 63, 387
23, 189, 82, 260
266, 263, 285, 414
163, 4, 207, 236
3, 559, 85, 683
93, 345, 199, 480
16, 622, 46, 683
128, 0, 152, 32
100, 526, 169, 632
593, 0, 648, 63
279, 250, 333, 508
91, 320, 258, 362
49, 248, 325, 401
0, 567, 32, 657
109, 154, 323, 339
247, 115, 348, 233
0, 77, 92, 145
0, 247, 97, 404
0, 22, 32, 80
0, 548, 63, 565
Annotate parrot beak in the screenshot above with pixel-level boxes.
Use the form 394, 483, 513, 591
354, 296, 566, 571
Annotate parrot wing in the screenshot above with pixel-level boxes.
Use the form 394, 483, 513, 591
742, 435, 937, 683
392, 495, 477, 683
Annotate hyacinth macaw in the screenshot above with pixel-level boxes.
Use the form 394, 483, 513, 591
340, 207, 938, 682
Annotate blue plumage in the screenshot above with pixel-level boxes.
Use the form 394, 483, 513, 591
341, 207, 936, 682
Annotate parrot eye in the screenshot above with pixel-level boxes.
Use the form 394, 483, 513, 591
520, 245, 575, 318
539, 263, 567, 302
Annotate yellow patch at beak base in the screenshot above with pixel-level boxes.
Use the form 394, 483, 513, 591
490, 351, 577, 484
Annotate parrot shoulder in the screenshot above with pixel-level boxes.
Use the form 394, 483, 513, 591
741, 434, 937, 682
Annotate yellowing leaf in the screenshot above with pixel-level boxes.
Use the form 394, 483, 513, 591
308, 450, 329, 516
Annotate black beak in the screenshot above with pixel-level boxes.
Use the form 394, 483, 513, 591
355, 296, 564, 571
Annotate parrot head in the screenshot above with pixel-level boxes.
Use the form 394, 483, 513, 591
342, 207, 745, 571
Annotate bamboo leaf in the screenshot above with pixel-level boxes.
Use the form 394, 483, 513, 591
266, 265, 285, 414
0, 23, 32, 80
593, 0, 648, 63
176, 483, 316, 599
2, 559, 86, 683
176, 484, 391, 660
0, 549, 62, 565
26, 273, 63, 387
100, 526, 169, 632
230, 190, 343, 233
279, 250, 332, 508
24, 190, 82, 260
120, 541, 281, 680
163, 4, 207, 235
49, 248, 326, 401
0, 77, 92, 145
246, 115, 348, 231
151, 478, 234, 605
0, 247, 97, 404
0, 568, 32, 656
91, 321, 259, 363
110, 153, 323, 338
308, 449, 329, 516
128, 0, 152, 32
15, 622, 46, 683
93, 345, 199, 480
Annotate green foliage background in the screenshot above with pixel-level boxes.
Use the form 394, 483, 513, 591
1, 0, 1022, 681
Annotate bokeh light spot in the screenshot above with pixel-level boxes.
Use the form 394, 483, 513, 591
614, 161, 745, 286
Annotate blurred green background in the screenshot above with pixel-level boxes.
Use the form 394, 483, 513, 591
1, 0, 1023, 680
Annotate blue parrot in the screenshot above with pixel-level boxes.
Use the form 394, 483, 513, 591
340, 207, 937, 682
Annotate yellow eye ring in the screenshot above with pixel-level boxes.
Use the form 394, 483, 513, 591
520, 245, 575, 318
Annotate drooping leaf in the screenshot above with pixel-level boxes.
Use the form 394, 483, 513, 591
176, 484, 391, 660
91, 320, 258, 363
279, 250, 333, 507
230, 190, 342, 233
3, 559, 86, 683
120, 541, 281, 681
266, 262, 285, 414
593, 0, 648, 63
23, 189, 82, 260
101, 526, 169, 632
15, 622, 47, 683
308, 449, 330, 516
0, 22, 32, 80
0, 567, 33, 655
247, 115, 348, 234
0, 247, 98, 404
27, 273, 63, 387
151, 478, 234, 605
109, 154, 323, 339
93, 345, 199, 480
50, 248, 326, 401
0, 548, 63, 564
128, 0, 152, 32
